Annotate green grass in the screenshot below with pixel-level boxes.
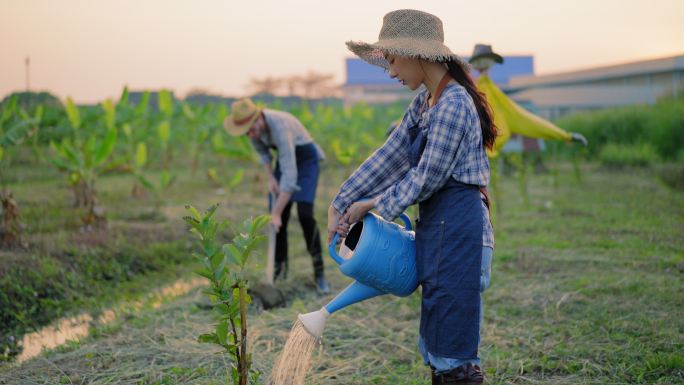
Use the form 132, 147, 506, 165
0, 157, 268, 361
1, 161, 683, 384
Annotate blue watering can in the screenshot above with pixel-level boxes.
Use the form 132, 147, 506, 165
298, 212, 418, 339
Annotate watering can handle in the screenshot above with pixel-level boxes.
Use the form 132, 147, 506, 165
398, 213, 412, 231
328, 212, 413, 266
329, 233, 345, 266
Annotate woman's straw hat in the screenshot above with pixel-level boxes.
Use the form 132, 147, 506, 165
346, 9, 466, 70
223, 98, 262, 136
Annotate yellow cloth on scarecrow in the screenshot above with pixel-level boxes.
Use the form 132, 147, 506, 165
477, 75, 571, 157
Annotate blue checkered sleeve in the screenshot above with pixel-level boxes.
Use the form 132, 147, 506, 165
375, 93, 471, 220
330, 121, 410, 213
331, 94, 425, 213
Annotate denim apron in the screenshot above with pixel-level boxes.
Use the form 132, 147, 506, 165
274, 143, 320, 203
410, 106, 483, 359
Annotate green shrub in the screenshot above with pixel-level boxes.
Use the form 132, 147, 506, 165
556, 98, 684, 161
656, 163, 684, 190
0, 263, 72, 361
598, 143, 660, 168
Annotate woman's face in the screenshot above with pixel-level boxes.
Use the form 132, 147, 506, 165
386, 54, 423, 90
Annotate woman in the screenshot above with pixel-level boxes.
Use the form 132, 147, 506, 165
327, 10, 496, 384
225, 98, 330, 294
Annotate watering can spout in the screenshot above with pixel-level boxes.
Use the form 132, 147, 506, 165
299, 281, 383, 339
325, 281, 384, 314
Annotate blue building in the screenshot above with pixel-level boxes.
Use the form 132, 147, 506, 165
343, 58, 412, 105
342, 56, 535, 105
344, 53, 684, 120
481, 56, 534, 90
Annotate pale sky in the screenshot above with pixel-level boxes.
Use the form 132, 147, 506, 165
1, 0, 683, 103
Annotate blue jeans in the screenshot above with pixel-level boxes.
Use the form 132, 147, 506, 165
418, 246, 493, 374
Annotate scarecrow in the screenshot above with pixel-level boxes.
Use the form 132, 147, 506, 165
468, 44, 587, 156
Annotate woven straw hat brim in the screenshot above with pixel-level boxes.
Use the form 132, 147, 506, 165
346, 38, 467, 70
223, 107, 262, 136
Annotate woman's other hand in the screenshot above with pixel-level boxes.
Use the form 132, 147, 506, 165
336, 221, 350, 240
342, 199, 377, 226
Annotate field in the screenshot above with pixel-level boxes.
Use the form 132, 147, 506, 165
1, 151, 682, 384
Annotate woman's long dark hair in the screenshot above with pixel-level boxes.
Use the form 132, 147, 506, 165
444, 59, 497, 151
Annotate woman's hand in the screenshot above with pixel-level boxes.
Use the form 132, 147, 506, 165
327, 205, 343, 244
342, 199, 377, 226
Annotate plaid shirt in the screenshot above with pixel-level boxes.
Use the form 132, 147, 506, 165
332, 83, 494, 247
250, 109, 325, 193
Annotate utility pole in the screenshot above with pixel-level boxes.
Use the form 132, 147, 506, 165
25, 56, 30, 92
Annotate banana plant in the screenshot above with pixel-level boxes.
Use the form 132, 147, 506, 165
121, 126, 176, 204
157, 120, 171, 166
49, 98, 122, 228
135, 90, 150, 118
181, 102, 211, 175
0, 95, 34, 247
122, 124, 176, 204
118, 88, 159, 197
0, 106, 40, 179
17, 106, 43, 163
207, 167, 245, 191
0, 96, 35, 175
330, 138, 357, 166
211, 128, 256, 163
114, 88, 177, 206
157, 89, 174, 167
114, 86, 133, 124
210, 125, 256, 191
121, 119, 149, 198
135, 168, 177, 211
222, 137, 255, 163
125, 135, 148, 198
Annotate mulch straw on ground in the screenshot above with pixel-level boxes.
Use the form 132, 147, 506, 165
0, 268, 422, 385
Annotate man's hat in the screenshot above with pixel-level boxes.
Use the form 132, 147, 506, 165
223, 98, 262, 136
